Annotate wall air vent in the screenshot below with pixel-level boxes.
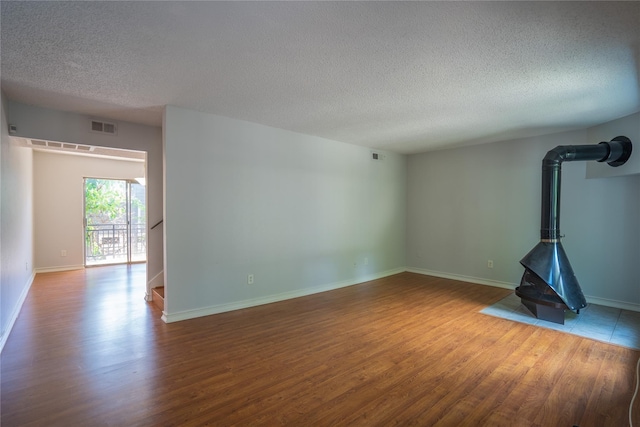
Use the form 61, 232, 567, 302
371, 151, 385, 161
90, 120, 117, 135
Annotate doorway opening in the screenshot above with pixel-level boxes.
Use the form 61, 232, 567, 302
84, 178, 146, 266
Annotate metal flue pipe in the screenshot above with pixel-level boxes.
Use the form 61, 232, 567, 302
540, 136, 632, 242
519, 136, 632, 313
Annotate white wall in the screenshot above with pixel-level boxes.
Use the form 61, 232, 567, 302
163, 105, 406, 321
407, 127, 640, 310
6, 102, 163, 292
33, 151, 144, 271
0, 92, 35, 352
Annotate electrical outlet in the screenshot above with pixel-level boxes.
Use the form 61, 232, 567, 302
61, 250, 67, 257
487, 260, 494, 268
364, 257, 369, 265
247, 274, 254, 285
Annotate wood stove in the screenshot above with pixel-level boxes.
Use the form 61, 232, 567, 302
517, 136, 632, 324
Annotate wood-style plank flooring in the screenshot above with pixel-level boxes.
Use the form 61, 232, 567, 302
2, 265, 639, 426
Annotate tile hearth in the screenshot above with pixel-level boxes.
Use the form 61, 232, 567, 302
481, 293, 640, 351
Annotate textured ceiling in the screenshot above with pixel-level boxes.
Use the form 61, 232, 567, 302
1, 1, 639, 154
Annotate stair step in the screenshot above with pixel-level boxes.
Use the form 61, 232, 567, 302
151, 286, 164, 311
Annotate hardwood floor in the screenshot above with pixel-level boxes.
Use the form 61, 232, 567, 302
2, 265, 638, 426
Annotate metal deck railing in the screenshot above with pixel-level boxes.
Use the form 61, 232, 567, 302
85, 223, 146, 264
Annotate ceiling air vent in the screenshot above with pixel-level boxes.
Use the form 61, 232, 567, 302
90, 120, 117, 135
27, 139, 95, 153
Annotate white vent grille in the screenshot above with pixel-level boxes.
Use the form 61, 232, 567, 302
27, 139, 95, 153
21, 139, 142, 161
90, 120, 117, 135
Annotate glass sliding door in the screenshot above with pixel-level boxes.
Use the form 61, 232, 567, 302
128, 181, 146, 262
84, 178, 146, 266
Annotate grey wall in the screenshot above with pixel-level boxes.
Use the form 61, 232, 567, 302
0, 92, 35, 352
586, 112, 640, 178
407, 127, 640, 309
6, 102, 163, 293
163, 105, 407, 321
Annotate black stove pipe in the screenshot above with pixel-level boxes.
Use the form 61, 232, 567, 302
540, 136, 632, 241
519, 136, 632, 312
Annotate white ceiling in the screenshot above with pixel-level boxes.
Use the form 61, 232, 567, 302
1, 1, 639, 154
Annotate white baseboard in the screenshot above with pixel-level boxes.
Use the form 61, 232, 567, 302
0, 270, 36, 354
407, 267, 640, 312
148, 270, 164, 289
145, 270, 164, 302
35, 265, 84, 274
586, 295, 640, 313
162, 267, 405, 323
406, 267, 516, 290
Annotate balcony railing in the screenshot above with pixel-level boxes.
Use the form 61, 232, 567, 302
85, 223, 146, 264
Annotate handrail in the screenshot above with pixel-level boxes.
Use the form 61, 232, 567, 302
150, 219, 163, 230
